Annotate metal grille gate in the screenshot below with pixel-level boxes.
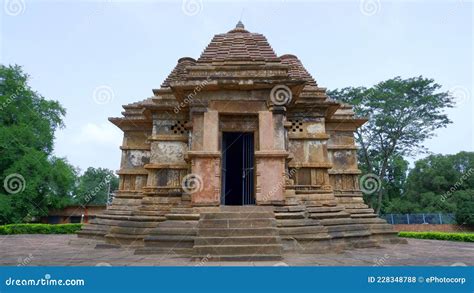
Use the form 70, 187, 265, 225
241, 133, 255, 205
221, 132, 255, 205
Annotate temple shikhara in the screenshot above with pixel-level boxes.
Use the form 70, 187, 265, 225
78, 22, 404, 260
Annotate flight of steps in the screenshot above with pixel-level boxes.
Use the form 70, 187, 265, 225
298, 192, 379, 249
334, 191, 407, 244
274, 202, 332, 253
103, 189, 184, 247
76, 191, 143, 241
135, 195, 200, 256
192, 206, 283, 261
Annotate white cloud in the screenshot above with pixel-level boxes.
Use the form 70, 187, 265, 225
74, 122, 122, 145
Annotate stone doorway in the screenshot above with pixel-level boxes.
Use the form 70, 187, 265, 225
221, 132, 255, 205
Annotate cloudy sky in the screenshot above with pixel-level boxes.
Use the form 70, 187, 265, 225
1, 0, 472, 173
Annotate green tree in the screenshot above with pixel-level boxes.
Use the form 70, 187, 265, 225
400, 152, 474, 217
0, 65, 76, 224
329, 76, 454, 214
75, 167, 118, 206
455, 190, 474, 225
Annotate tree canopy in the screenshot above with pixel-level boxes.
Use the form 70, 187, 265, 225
0, 65, 118, 224
328, 76, 454, 213
75, 167, 118, 206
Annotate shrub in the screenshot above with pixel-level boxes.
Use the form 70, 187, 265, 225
398, 231, 474, 242
0, 224, 82, 235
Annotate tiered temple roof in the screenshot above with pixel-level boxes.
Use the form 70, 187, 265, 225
110, 22, 361, 127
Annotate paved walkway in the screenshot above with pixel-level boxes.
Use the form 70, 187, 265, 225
0, 234, 473, 266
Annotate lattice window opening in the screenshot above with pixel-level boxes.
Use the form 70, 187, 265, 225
289, 119, 304, 133
171, 120, 188, 134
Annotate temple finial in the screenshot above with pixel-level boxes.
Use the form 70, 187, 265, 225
236, 20, 245, 30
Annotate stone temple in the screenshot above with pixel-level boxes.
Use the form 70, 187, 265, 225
78, 22, 404, 260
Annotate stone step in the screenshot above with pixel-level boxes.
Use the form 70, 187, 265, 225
194, 244, 282, 256
142, 238, 194, 250
326, 224, 368, 233
277, 219, 321, 227
149, 227, 198, 236
135, 247, 194, 255
279, 226, 327, 235
105, 232, 148, 240
319, 218, 356, 226
108, 226, 154, 235
346, 208, 376, 214
198, 227, 279, 237
280, 233, 330, 241
198, 219, 276, 229
350, 213, 378, 218
274, 206, 305, 213
145, 235, 196, 243
192, 254, 282, 261
336, 198, 365, 204
158, 221, 198, 229
194, 236, 280, 246
309, 211, 350, 219
337, 203, 369, 209
170, 208, 195, 214
166, 213, 200, 221
304, 201, 338, 207
117, 221, 158, 228
200, 212, 274, 220
274, 212, 306, 219
307, 206, 344, 213
104, 234, 145, 246
103, 210, 134, 216
128, 216, 166, 222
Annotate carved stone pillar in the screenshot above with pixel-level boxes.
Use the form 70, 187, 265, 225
187, 109, 221, 206
255, 110, 288, 204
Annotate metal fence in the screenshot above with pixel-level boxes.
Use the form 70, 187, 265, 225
381, 213, 456, 225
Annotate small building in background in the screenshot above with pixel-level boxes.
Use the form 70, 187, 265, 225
41, 205, 106, 224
